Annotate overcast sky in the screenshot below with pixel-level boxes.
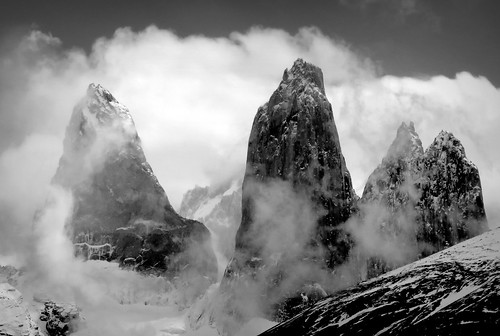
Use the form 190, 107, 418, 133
1, 0, 499, 239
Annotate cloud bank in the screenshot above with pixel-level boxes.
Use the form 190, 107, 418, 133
1, 25, 499, 263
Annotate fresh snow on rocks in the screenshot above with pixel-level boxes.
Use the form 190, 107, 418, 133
357, 122, 488, 278
50, 83, 217, 295
260, 228, 500, 336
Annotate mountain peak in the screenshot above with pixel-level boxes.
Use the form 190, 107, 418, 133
385, 121, 423, 161
282, 58, 325, 94
398, 121, 415, 133
83, 83, 132, 126
87, 83, 117, 103
428, 130, 467, 159
218, 60, 354, 333
52, 84, 218, 285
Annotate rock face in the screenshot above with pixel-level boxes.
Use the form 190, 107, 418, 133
417, 130, 488, 251
260, 228, 500, 336
0, 283, 41, 336
359, 122, 488, 278
216, 59, 356, 333
179, 178, 242, 278
40, 301, 81, 336
52, 84, 217, 286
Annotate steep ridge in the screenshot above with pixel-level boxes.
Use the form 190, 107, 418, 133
417, 130, 488, 251
358, 122, 426, 277
215, 59, 357, 334
51, 84, 217, 288
260, 227, 500, 336
358, 122, 488, 278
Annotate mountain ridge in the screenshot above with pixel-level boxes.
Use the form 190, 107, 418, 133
50, 83, 218, 293
259, 227, 500, 336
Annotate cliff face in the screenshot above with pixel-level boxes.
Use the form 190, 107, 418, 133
52, 84, 217, 287
417, 130, 488, 252
235, 59, 355, 256
359, 122, 488, 278
216, 59, 356, 333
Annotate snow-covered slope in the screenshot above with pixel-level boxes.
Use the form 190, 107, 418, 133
260, 228, 500, 336
0, 283, 41, 336
179, 178, 242, 278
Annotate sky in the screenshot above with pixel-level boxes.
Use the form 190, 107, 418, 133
0, 0, 500, 255
2, 0, 500, 85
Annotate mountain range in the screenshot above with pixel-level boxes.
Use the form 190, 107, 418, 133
0, 60, 494, 336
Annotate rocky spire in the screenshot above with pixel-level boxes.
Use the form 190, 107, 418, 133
51, 84, 217, 292
417, 130, 488, 252
215, 59, 356, 334
385, 121, 423, 162
236, 58, 355, 250
363, 121, 423, 201
359, 123, 488, 278
360, 122, 425, 278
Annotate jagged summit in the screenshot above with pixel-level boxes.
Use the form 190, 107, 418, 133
362, 121, 422, 201
87, 83, 116, 101
262, 59, 328, 125
281, 58, 325, 94
360, 122, 488, 278
385, 121, 423, 162
83, 83, 134, 127
216, 60, 355, 334
51, 84, 218, 288
54, 83, 145, 189
427, 130, 469, 161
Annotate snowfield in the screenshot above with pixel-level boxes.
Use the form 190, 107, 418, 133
260, 228, 500, 335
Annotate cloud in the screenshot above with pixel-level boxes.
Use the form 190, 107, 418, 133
0, 26, 374, 212
331, 72, 500, 227
0, 23, 499, 335
0, 25, 499, 268
0, 26, 376, 333
0, 134, 61, 260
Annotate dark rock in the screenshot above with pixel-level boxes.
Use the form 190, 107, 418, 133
417, 130, 488, 253
259, 228, 500, 336
40, 301, 80, 336
358, 122, 488, 278
216, 59, 356, 334
51, 84, 217, 287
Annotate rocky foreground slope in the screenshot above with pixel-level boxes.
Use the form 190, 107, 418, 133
0, 283, 41, 336
359, 122, 488, 278
260, 227, 500, 336
50, 84, 217, 288
215, 59, 357, 334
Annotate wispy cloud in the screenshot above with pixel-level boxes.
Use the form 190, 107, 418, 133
0, 25, 499, 266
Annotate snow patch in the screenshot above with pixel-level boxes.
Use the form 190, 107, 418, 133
432, 285, 480, 315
